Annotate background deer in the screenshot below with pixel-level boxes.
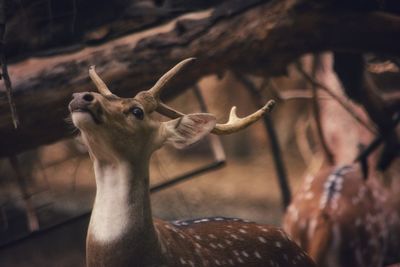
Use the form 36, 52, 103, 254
283, 53, 400, 267
69, 58, 316, 267
283, 163, 400, 267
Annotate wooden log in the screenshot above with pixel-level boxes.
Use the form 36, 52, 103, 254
1, 0, 400, 157
5, 0, 225, 62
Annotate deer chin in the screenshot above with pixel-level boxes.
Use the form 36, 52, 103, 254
72, 109, 101, 129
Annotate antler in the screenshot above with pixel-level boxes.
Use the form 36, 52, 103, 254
211, 100, 275, 135
89, 66, 113, 96
148, 58, 196, 99
143, 59, 276, 134
156, 97, 275, 135
88, 58, 275, 134
88, 58, 194, 107
134, 58, 196, 113
141, 57, 276, 134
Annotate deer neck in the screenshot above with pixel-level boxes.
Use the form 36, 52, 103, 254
87, 157, 162, 266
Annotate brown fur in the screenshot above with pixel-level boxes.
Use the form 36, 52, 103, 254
308, 213, 333, 264
154, 218, 315, 267
69, 68, 316, 267
283, 164, 399, 267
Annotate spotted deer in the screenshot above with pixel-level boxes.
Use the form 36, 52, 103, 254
283, 162, 400, 267
69, 58, 316, 267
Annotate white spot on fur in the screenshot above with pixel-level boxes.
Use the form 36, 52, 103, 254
231, 234, 239, 240
307, 217, 318, 240
258, 236, 267, 243
304, 174, 315, 191
288, 205, 299, 221
319, 166, 352, 209
305, 191, 314, 199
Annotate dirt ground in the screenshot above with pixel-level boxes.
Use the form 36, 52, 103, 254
151, 142, 305, 225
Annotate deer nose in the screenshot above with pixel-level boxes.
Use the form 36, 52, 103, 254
69, 92, 97, 113
82, 93, 94, 102
73, 92, 94, 102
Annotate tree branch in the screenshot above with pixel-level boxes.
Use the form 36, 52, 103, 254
0, 0, 19, 128
296, 64, 378, 134
234, 72, 291, 210
1, 0, 400, 157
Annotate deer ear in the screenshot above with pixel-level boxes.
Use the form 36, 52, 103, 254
162, 113, 216, 149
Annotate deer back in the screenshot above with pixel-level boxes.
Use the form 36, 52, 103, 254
283, 164, 389, 267
154, 218, 316, 267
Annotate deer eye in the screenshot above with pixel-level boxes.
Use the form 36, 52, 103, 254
130, 107, 144, 120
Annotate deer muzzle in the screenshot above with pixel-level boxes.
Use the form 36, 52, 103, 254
69, 92, 102, 124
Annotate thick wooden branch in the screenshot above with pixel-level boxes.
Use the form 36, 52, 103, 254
5, 0, 226, 62
1, 0, 400, 157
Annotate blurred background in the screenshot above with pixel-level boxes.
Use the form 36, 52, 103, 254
0, 0, 399, 266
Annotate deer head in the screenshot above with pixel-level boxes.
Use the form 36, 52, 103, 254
66, 59, 319, 267
69, 58, 275, 162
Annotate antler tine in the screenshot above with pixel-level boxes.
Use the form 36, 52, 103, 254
156, 102, 185, 118
212, 100, 276, 135
148, 58, 196, 98
89, 66, 113, 96
156, 99, 276, 134
149, 59, 275, 134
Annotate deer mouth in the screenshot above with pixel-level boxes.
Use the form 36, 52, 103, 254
70, 107, 102, 125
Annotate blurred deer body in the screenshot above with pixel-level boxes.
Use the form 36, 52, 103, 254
69, 59, 315, 267
283, 163, 399, 267
283, 52, 400, 267
382, 159, 400, 265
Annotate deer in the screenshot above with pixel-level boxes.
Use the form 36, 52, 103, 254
283, 163, 399, 267
282, 52, 400, 267
68, 58, 316, 267
283, 162, 400, 267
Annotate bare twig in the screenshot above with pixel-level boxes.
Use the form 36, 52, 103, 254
234, 72, 291, 210
0, 205, 8, 231
277, 90, 321, 100
354, 112, 400, 164
296, 64, 377, 134
269, 79, 331, 101
0, 0, 19, 128
8, 156, 39, 232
